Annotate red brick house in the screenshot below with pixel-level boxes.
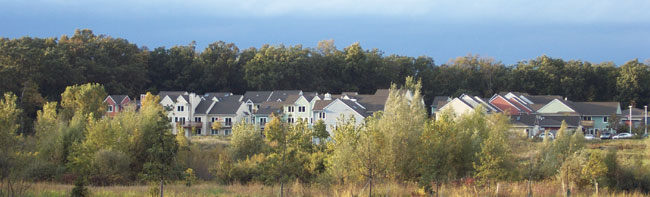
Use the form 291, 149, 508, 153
104, 95, 131, 117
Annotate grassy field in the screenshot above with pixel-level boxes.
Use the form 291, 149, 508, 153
24, 180, 650, 196
22, 138, 649, 196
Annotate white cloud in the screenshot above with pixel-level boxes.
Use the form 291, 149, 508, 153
24, 0, 650, 23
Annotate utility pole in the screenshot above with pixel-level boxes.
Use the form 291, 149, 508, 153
645, 105, 648, 135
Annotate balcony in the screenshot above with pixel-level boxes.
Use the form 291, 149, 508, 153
581, 120, 594, 127
177, 121, 203, 128
208, 121, 232, 129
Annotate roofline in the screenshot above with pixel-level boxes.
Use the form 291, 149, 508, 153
538, 99, 576, 113
325, 99, 367, 118
103, 95, 115, 103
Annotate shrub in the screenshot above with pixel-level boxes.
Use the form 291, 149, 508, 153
89, 149, 131, 185
71, 177, 90, 197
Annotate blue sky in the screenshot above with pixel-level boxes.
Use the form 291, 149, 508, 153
1, 0, 649, 65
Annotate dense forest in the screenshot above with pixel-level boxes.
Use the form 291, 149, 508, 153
2, 29, 650, 134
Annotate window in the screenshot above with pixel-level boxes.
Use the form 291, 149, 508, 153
211, 129, 217, 135
583, 116, 592, 121
107, 105, 113, 112
177, 106, 184, 112
288, 106, 294, 112
197, 129, 201, 135
211, 117, 217, 122
195, 117, 201, 122
180, 117, 186, 124
225, 118, 232, 126
298, 106, 305, 112
174, 117, 178, 122
260, 117, 267, 126
248, 104, 253, 112
225, 129, 231, 135
288, 118, 294, 123
319, 112, 326, 119
604, 116, 608, 123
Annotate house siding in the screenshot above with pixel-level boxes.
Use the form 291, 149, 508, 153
490, 96, 520, 115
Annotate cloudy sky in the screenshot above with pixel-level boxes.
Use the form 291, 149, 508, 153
2, 0, 649, 64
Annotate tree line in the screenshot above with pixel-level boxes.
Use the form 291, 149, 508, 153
2, 78, 648, 196
2, 29, 650, 136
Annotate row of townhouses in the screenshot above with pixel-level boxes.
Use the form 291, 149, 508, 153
105, 89, 413, 136
104, 90, 646, 137
432, 92, 646, 137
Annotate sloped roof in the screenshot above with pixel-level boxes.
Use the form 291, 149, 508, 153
158, 91, 186, 100
194, 99, 213, 114
511, 114, 537, 127
219, 95, 243, 102
203, 92, 233, 99
110, 95, 129, 103
268, 90, 302, 102
313, 100, 334, 111
526, 95, 563, 104
208, 101, 242, 115
282, 95, 302, 104
541, 116, 580, 127
255, 102, 284, 115
355, 94, 389, 113
529, 104, 546, 111
570, 102, 620, 116
622, 108, 646, 116
243, 91, 273, 103
431, 96, 451, 107
374, 89, 390, 96
339, 99, 368, 117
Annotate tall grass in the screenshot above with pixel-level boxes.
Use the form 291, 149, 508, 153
27, 180, 649, 196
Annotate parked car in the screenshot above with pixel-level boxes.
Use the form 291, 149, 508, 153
600, 132, 612, 139
584, 134, 596, 140
539, 133, 555, 140
613, 133, 634, 139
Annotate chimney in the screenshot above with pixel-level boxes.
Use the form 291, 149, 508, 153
324, 93, 332, 100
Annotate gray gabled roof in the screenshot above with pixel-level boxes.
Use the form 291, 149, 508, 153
313, 100, 334, 111
243, 91, 273, 103
282, 95, 302, 104
355, 94, 388, 113
570, 102, 620, 116
541, 116, 580, 127
255, 102, 284, 115
194, 99, 213, 114
268, 90, 302, 102
526, 95, 563, 105
208, 101, 242, 115
431, 96, 451, 107
339, 99, 368, 117
158, 91, 187, 100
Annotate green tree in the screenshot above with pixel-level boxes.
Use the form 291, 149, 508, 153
473, 113, 514, 195
229, 122, 266, 161
136, 93, 180, 196
60, 83, 107, 120
327, 116, 362, 184
355, 114, 388, 196
379, 77, 427, 181
582, 152, 608, 195
616, 59, 650, 107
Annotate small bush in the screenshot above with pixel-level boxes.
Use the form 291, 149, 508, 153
71, 177, 90, 197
